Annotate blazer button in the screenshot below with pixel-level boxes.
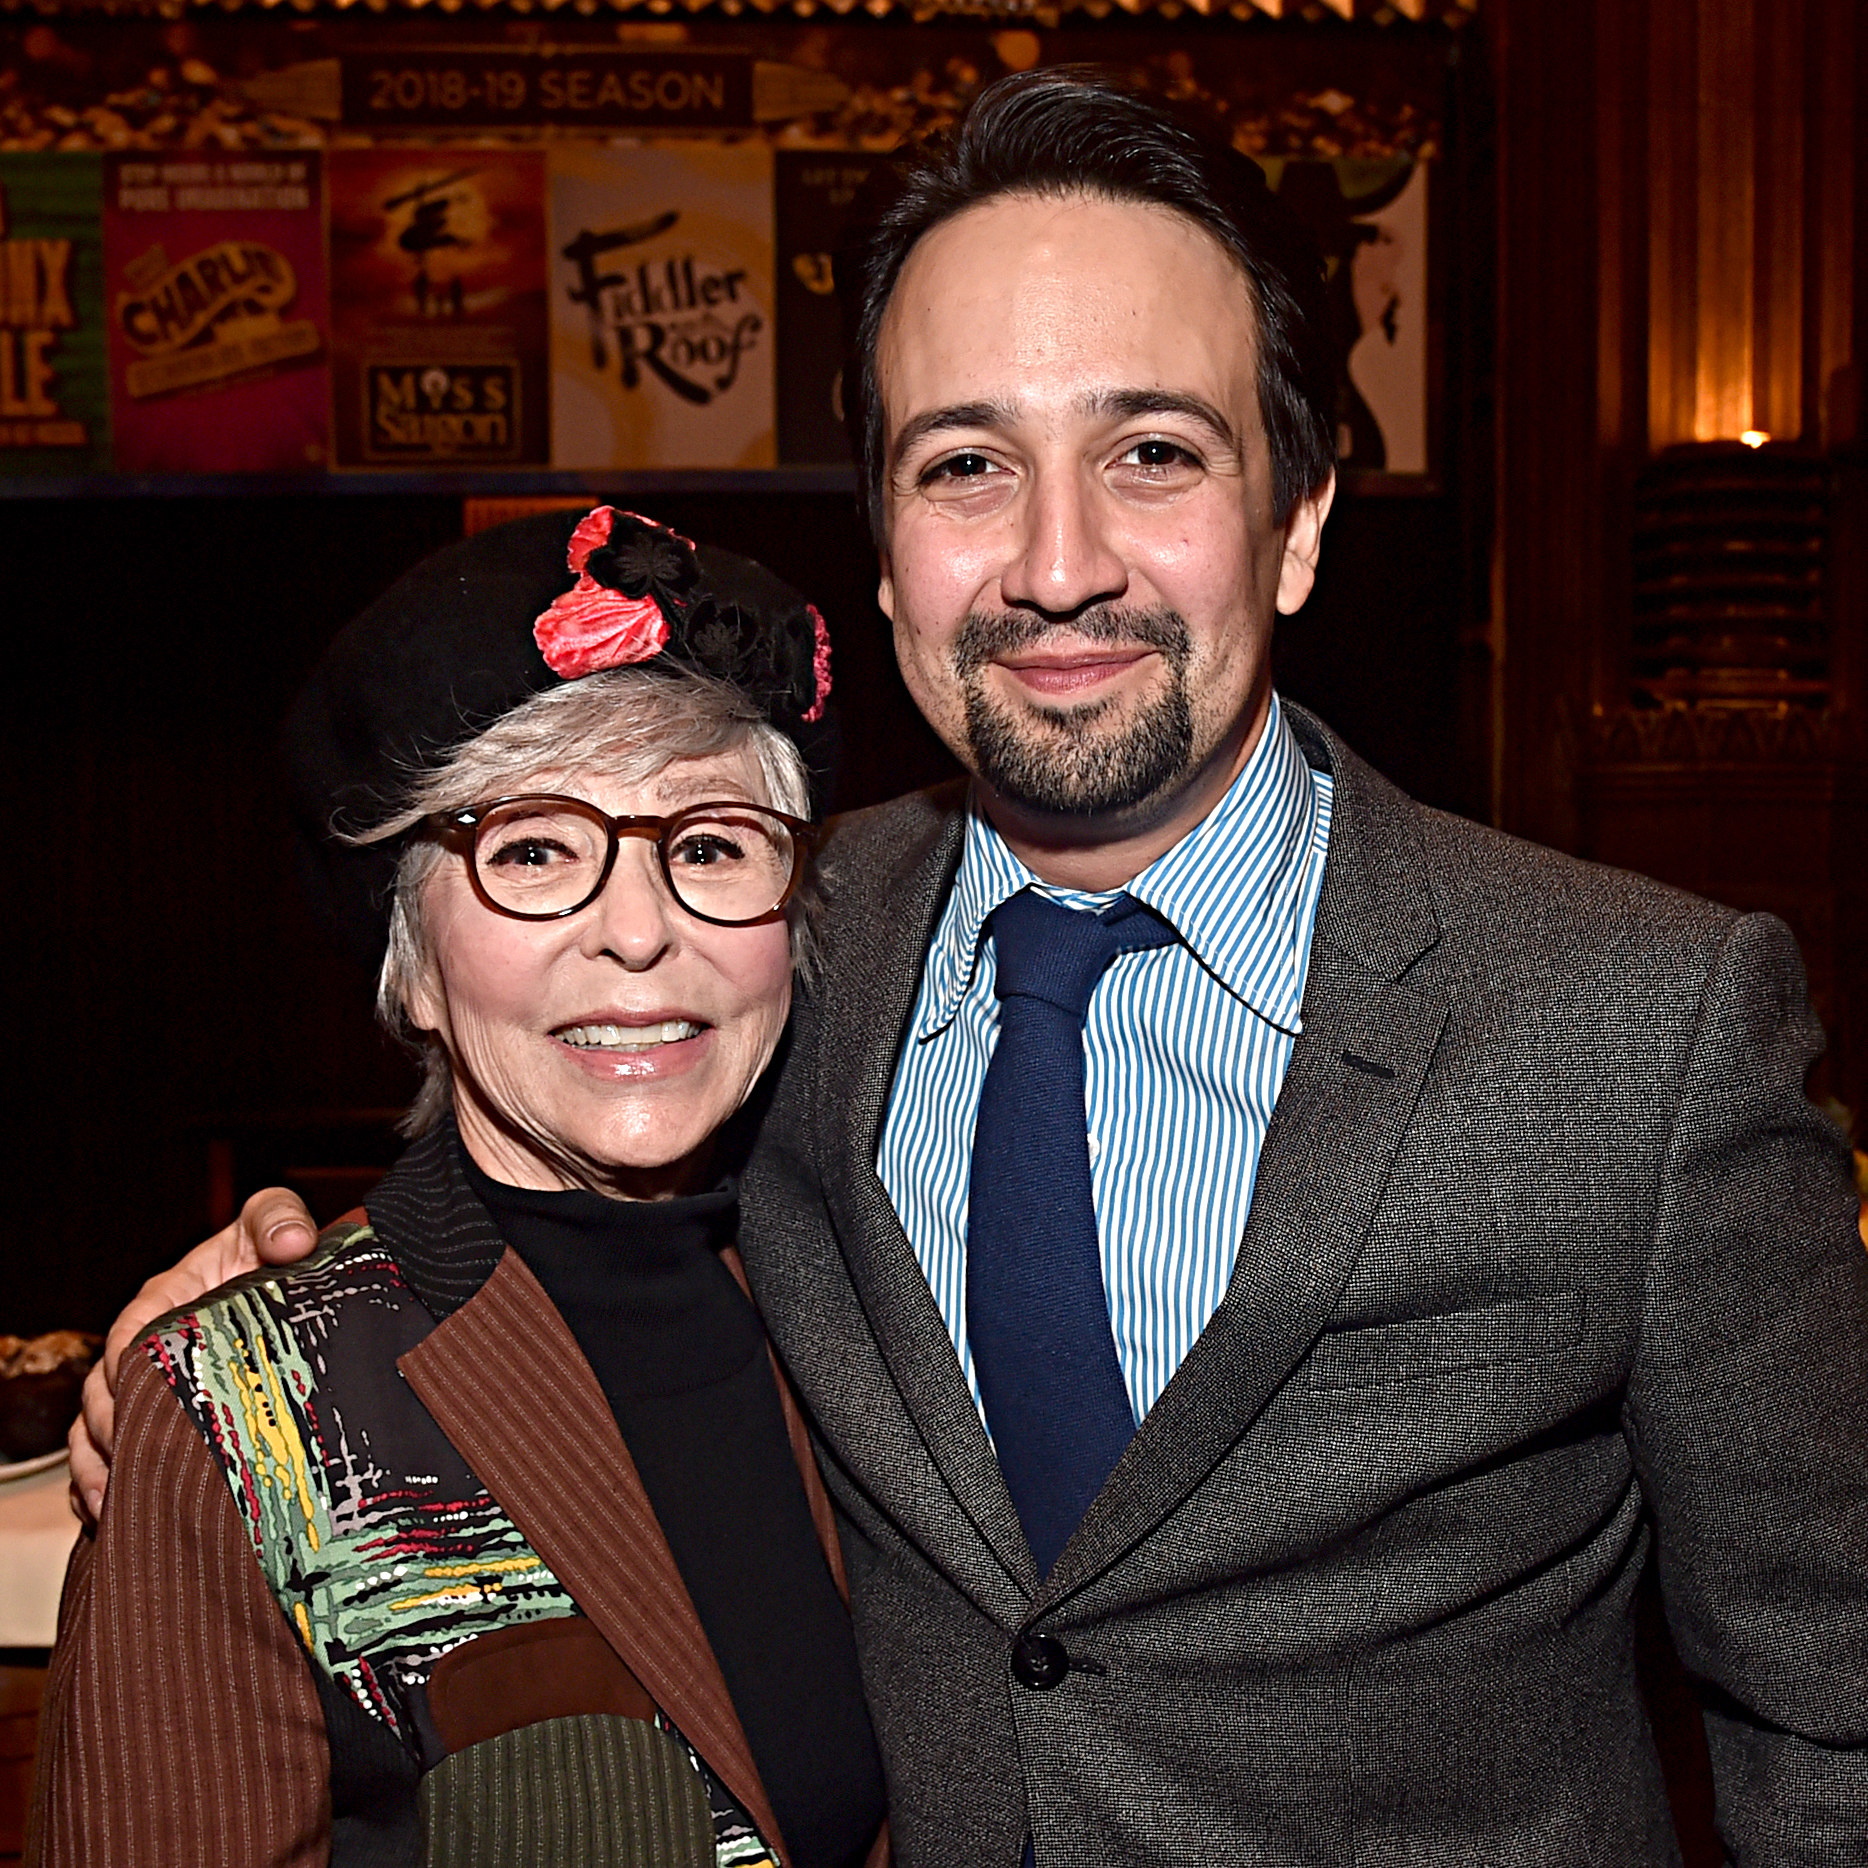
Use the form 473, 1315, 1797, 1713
1010, 1632, 1069, 1691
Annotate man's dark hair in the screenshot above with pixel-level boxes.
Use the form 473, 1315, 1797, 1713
842, 67, 1338, 542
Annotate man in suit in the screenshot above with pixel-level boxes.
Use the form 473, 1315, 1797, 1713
82, 70, 1867, 1865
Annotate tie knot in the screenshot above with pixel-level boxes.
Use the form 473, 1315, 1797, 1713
988, 889, 1175, 1021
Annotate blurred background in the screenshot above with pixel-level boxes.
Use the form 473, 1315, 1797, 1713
2, 0, 1854, 1345
0, 0, 1859, 1312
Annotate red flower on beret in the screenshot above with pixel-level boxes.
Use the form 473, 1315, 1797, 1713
534, 507, 674, 679
803, 605, 833, 724
564, 505, 620, 577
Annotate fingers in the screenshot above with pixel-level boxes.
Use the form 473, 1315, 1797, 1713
70, 1362, 114, 1522
70, 1193, 318, 1523
72, 1194, 320, 1524
96, 1217, 268, 1399
102, 1262, 200, 1388
242, 1188, 318, 1266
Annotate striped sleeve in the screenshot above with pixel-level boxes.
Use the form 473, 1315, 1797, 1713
27, 1347, 331, 1867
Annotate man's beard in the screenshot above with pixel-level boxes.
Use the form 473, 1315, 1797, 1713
953, 605, 1195, 817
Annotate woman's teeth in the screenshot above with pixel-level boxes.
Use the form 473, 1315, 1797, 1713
558, 1021, 701, 1051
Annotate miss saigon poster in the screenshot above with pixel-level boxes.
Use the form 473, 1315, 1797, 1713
328, 149, 548, 468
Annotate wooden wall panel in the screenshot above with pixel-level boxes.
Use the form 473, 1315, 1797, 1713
1495, 0, 1865, 1113
1690, 0, 1759, 443
1811, 0, 1860, 450
1645, 0, 1700, 452
1633, 0, 1857, 453
1491, 0, 1605, 849
1747, 0, 1805, 444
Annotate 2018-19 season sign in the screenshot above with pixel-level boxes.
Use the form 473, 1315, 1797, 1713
340, 48, 754, 134
0, 155, 109, 475
548, 142, 773, 470
103, 153, 330, 474
329, 149, 549, 468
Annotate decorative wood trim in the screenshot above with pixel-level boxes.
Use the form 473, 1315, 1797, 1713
1583, 703, 1860, 769
0, 0, 1481, 19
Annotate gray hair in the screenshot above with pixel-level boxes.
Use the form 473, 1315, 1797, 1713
347, 665, 818, 1137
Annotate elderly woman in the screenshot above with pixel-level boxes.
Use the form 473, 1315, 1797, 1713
31, 509, 886, 1868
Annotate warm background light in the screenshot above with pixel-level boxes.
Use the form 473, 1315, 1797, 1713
1639, 0, 1858, 456
1739, 430, 1770, 448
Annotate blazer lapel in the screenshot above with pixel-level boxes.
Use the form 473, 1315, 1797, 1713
1040, 713, 1450, 1606
398, 1248, 788, 1866
809, 788, 1041, 1603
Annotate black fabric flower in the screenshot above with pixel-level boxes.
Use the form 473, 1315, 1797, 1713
675, 594, 817, 725
764, 605, 819, 723
585, 516, 700, 607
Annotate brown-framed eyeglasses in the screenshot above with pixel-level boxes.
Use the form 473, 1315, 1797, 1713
428, 795, 816, 928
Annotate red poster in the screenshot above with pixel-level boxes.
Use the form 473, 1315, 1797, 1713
328, 149, 548, 468
103, 153, 329, 474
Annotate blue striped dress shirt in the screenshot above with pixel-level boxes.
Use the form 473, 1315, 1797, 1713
877, 691, 1335, 1427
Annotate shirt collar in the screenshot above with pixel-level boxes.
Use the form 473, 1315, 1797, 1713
916, 691, 1324, 1037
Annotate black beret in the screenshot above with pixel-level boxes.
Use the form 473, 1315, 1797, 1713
283, 506, 834, 971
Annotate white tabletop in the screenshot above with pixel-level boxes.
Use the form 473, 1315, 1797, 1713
0, 1459, 80, 1649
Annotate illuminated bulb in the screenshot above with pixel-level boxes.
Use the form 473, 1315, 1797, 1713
1739, 430, 1770, 448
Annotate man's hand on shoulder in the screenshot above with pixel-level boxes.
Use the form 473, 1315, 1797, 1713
69, 1189, 319, 1520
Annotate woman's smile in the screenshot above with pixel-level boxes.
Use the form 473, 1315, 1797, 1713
554, 1018, 705, 1051
549, 1015, 714, 1080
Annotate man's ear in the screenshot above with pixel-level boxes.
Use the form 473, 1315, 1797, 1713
876, 552, 896, 625
1275, 470, 1337, 616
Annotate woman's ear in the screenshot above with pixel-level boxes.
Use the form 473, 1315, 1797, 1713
396, 882, 451, 1043
401, 948, 450, 1044
403, 976, 445, 1041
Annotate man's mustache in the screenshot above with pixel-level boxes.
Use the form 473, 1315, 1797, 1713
952, 605, 1192, 678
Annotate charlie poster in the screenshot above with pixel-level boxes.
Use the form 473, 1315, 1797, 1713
548, 142, 773, 470
103, 153, 329, 474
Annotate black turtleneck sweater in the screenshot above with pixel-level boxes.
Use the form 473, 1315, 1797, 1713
460, 1155, 885, 1868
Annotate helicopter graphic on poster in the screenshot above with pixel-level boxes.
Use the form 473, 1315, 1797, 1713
381, 166, 477, 320
328, 149, 549, 467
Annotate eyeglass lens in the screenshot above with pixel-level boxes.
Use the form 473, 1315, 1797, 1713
471, 799, 796, 923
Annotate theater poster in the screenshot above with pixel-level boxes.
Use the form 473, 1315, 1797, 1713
548, 142, 773, 470
1269, 157, 1430, 479
103, 153, 329, 474
328, 149, 548, 469
774, 150, 881, 465
0, 154, 109, 475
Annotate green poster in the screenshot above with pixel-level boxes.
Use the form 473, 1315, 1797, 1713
0, 154, 109, 475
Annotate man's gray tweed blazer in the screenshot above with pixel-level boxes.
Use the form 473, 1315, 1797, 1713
738, 705, 1868, 1867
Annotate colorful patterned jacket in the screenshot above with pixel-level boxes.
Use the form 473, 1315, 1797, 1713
32, 1124, 875, 1868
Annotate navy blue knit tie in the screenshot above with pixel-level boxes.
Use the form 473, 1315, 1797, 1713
967, 888, 1176, 1576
